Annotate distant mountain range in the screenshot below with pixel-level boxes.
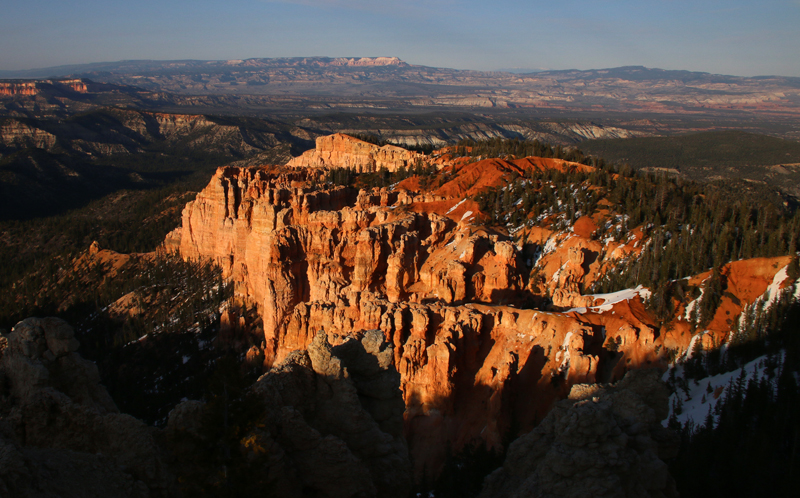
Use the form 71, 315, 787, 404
2, 57, 799, 122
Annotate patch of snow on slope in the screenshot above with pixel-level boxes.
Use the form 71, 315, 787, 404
566, 285, 651, 313
556, 331, 573, 373
764, 265, 790, 308
684, 286, 703, 321
446, 198, 465, 215
542, 236, 558, 256
662, 353, 775, 429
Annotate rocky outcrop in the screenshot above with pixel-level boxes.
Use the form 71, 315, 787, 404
0, 119, 58, 150
479, 369, 679, 498
287, 133, 429, 172
326, 57, 407, 67
0, 82, 39, 97
169, 165, 657, 479
169, 156, 796, 482
168, 329, 411, 498
0, 317, 174, 497
0, 317, 411, 497
0, 79, 88, 97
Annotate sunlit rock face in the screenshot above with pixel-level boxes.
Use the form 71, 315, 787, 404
169, 139, 797, 480
287, 133, 429, 173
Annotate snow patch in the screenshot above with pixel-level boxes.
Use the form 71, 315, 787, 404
446, 198, 465, 215
542, 237, 558, 256
662, 353, 777, 429
764, 265, 790, 308
565, 285, 651, 314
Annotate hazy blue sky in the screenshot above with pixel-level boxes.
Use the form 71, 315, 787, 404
2, 0, 799, 76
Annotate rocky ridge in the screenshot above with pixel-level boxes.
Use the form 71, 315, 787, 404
9, 58, 795, 119
0, 317, 174, 497
170, 328, 411, 498
0, 79, 88, 97
0, 109, 289, 159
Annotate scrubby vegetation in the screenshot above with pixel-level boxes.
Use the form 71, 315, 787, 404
0, 184, 199, 329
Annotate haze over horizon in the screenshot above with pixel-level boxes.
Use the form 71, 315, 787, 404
2, 0, 799, 78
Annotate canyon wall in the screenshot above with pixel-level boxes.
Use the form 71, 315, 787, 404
0, 79, 88, 97
168, 137, 797, 479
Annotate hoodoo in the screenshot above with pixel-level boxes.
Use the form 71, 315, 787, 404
167, 134, 799, 480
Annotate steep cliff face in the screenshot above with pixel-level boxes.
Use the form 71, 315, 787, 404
0, 119, 58, 150
0, 82, 39, 97
166, 164, 654, 478
287, 133, 429, 172
0, 317, 412, 497
169, 138, 797, 480
0, 79, 88, 97
169, 329, 411, 498
0, 110, 280, 158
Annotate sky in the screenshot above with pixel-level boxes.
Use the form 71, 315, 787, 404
1, 0, 799, 77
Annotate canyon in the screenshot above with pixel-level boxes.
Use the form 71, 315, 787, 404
2, 49, 800, 496
166, 133, 798, 480
2, 128, 798, 496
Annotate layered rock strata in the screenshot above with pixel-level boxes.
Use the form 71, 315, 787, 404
0, 79, 88, 97
169, 157, 797, 480
168, 165, 653, 478
287, 133, 429, 172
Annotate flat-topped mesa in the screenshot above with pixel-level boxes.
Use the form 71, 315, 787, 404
286, 133, 431, 173
328, 56, 407, 67
0, 81, 38, 97
0, 79, 89, 97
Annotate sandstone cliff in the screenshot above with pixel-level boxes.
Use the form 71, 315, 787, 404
168, 148, 796, 481
287, 133, 429, 172
166, 164, 658, 478
0, 79, 88, 97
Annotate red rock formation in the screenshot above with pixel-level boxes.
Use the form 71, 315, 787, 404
287, 133, 430, 172
58, 79, 88, 93
168, 165, 629, 478
0, 82, 38, 97
168, 155, 797, 481
0, 79, 88, 97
